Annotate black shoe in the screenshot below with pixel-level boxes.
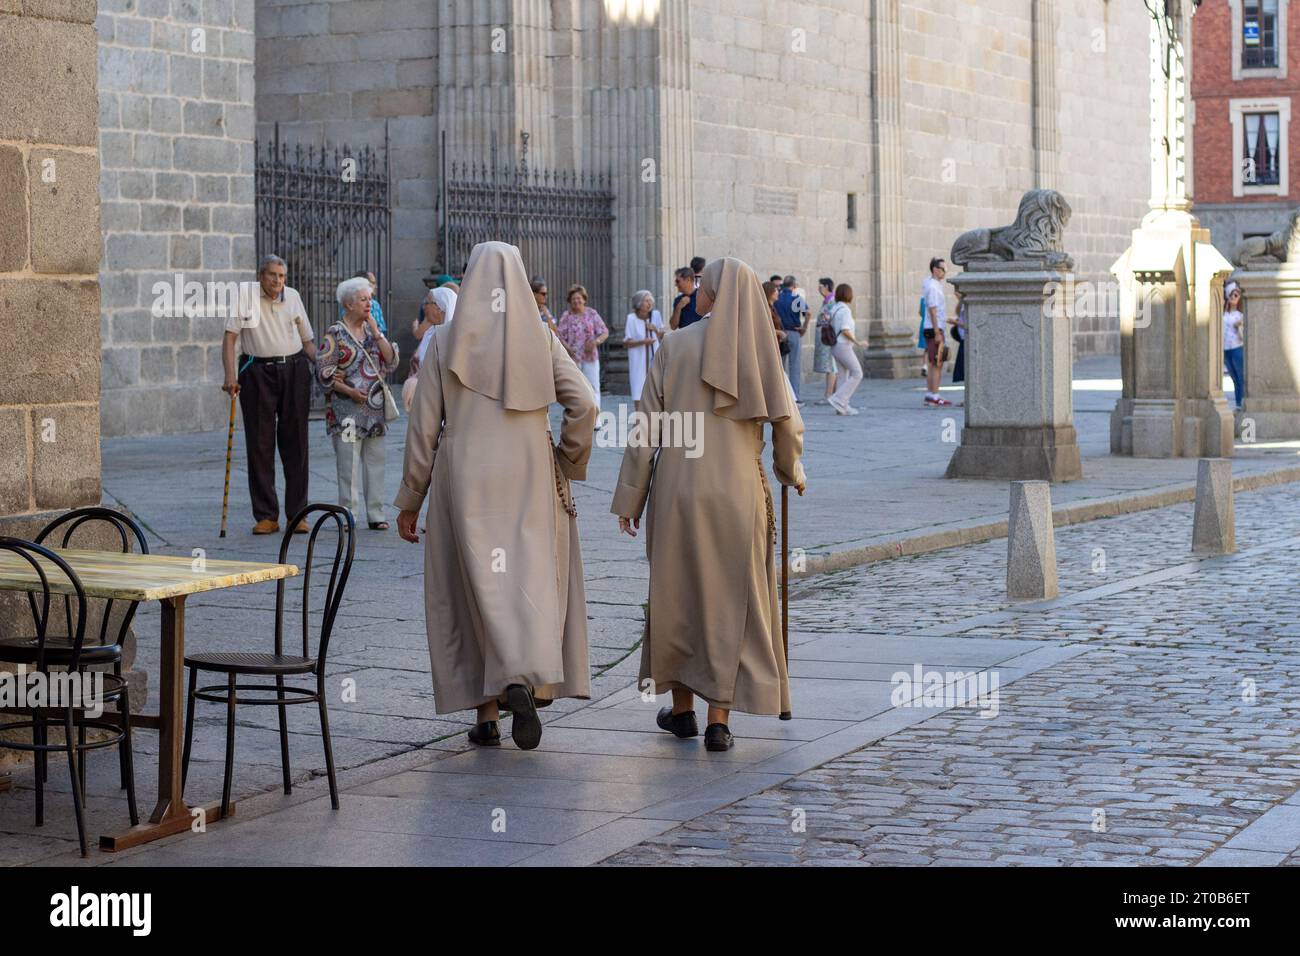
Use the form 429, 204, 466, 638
468, 721, 500, 746
506, 684, 542, 750
704, 723, 734, 752
656, 706, 699, 739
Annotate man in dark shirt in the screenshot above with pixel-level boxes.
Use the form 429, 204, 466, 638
670, 266, 702, 329
773, 275, 810, 403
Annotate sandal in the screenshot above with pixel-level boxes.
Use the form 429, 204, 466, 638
368, 521, 390, 531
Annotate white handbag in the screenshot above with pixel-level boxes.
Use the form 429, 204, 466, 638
359, 339, 400, 422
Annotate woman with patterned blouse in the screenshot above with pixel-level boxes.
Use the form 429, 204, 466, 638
555, 284, 609, 412
318, 276, 400, 530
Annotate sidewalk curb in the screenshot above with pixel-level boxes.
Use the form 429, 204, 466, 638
798, 464, 1300, 579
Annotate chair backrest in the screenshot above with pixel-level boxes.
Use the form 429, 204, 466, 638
0, 537, 87, 673
274, 504, 355, 669
35, 507, 149, 649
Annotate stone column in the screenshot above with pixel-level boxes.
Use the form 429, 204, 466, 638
1233, 266, 1300, 439
652, 0, 697, 300
432, 0, 525, 159
1109, 2, 1236, 459
945, 262, 1082, 482
0, 0, 126, 777
582, 0, 695, 394
1030, 0, 1060, 190
861, 0, 916, 379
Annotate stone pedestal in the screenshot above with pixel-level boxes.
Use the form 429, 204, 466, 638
944, 262, 1082, 482
1110, 216, 1236, 459
1232, 267, 1300, 439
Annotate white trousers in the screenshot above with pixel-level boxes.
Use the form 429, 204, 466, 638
333, 433, 386, 524
579, 358, 601, 412
830, 341, 863, 408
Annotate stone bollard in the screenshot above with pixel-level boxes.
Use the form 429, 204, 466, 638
1192, 458, 1235, 555
1006, 481, 1059, 600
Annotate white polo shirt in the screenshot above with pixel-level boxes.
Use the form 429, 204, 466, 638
224, 285, 314, 357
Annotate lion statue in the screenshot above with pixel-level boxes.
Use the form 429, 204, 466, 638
1233, 208, 1300, 267
951, 188, 1073, 269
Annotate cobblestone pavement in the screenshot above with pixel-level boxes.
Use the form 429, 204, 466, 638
605, 482, 1300, 866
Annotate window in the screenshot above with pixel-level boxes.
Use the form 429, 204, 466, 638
1234, 0, 1288, 79
1242, 112, 1281, 186
846, 193, 858, 231
1230, 98, 1290, 196
1242, 0, 1280, 69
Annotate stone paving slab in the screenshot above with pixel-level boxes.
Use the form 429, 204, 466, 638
548, 704, 853, 741
529, 726, 797, 763
416, 749, 741, 789
40, 624, 1078, 866
353, 770, 685, 815
1220, 805, 1300, 855
511, 819, 681, 868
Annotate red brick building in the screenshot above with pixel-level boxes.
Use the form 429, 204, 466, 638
1192, 0, 1300, 254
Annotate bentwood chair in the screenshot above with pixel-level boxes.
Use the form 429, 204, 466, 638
182, 504, 355, 818
0, 507, 150, 798
0, 538, 140, 857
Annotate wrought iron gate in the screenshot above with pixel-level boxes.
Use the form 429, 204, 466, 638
255, 122, 393, 406
438, 133, 618, 387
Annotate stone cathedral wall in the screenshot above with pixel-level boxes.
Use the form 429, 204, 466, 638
97, 0, 257, 437
688, 0, 1150, 361
161, 0, 1158, 443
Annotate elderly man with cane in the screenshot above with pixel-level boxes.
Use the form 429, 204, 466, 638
221, 254, 317, 535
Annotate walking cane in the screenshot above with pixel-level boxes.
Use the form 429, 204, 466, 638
219, 390, 237, 538
780, 482, 792, 720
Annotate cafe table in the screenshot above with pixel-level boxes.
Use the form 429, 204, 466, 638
0, 547, 297, 851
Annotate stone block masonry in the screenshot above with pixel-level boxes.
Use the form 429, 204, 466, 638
255, 0, 439, 376
97, 0, 257, 437
0, 0, 114, 774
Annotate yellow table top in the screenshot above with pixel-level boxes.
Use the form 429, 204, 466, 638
0, 547, 298, 602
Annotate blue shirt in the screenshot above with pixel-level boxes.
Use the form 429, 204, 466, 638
674, 291, 702, 329
774, 288, 807, 331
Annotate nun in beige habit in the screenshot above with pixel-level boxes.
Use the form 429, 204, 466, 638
395, 241, 598, 749
612, 257, 806, 752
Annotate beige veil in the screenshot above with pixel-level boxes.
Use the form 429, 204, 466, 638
443, 241, 556, 411
699, 257, 794, 423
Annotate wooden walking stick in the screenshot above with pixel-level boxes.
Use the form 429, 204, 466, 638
780, 482, 792, 720
219, 390, 237, 538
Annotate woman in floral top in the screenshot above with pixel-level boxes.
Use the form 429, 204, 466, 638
555, 284, 609, 412
317, 276, 400, 530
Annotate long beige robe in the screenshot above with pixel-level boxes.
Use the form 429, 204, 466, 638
611, 320, 806, 715
395, 324, 598, 714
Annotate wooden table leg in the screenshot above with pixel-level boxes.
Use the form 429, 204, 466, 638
153, 594, 186, 823
100, 595, 235, 851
